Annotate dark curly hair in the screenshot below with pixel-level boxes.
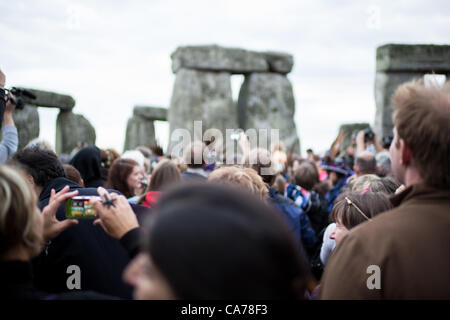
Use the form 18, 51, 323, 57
9, 146, 66, 188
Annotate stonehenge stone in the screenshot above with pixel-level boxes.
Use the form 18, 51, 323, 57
123, 114, 156, 151
55, 110, 96, 154
22, 88, 75, 111
237, 72, 300, 154
374, 72, 422, 139
171, 45, 295, 75
263, 51, 294, 74
338, 122, 371, 152
171, 45, 269, 74
376, 44, 450, 73
168, 68, 237, 153
133, 106, 168, 121
374, 44, 450, 139
12, 104, 40, 150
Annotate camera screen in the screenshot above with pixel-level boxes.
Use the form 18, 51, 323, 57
66, 196, 101, 219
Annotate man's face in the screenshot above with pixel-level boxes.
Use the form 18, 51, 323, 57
389, 127, 406, 185
123, 253, 175, 300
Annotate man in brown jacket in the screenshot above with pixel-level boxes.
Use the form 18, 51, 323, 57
320, 79, 450, 299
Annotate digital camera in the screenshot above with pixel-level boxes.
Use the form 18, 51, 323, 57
66, 196, 101, 219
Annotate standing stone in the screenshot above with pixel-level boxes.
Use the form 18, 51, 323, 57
374, 72, 421, 138
56, 110, 96, 154
338, 123, 371, 152
12, 104, 40, 150
374, 44, 450, 139
123, 115, 156, 151
238, 72, 300, 154
168, 68, 237, 152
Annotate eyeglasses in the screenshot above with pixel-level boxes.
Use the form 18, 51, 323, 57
345, 197, 372, 221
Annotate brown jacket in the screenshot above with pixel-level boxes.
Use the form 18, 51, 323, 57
320, 184, 450, 299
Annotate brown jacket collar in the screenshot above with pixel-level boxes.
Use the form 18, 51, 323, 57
390, 183, 450, 208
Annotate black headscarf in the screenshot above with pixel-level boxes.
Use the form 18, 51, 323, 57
70, 146, 105, 188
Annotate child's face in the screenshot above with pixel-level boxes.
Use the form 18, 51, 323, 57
330, 221, 349, 246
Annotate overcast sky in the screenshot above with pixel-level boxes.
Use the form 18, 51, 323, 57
1, 0, 449, 155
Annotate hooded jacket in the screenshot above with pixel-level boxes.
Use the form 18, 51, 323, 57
33, 177, 133, 298
70, 146, 105, 188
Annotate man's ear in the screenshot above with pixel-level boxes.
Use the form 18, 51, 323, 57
400, 139, 412, 166
27, 174, 35, 187
353, 164, 359, 175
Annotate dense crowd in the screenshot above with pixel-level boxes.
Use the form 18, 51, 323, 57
1, 68, 450, 300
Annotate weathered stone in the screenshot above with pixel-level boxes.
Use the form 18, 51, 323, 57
237, 73, 300, 154
376, 44, 450, 73
133, 106, 168, 121
123, 115, 156, 151
55, 111, 96, 154
338, 122, 371, 152
22, 88, 75, 111
263, 51, 294, 74
374, 71, 421, 139
167, 68, 238, 153
171, 45, 268, 74
12, 104, 40, 150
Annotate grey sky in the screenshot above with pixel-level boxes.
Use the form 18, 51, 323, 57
1, 0, 449, 154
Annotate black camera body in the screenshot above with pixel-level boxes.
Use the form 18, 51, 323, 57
364, 128, 375, 143
6, 87, 36, 110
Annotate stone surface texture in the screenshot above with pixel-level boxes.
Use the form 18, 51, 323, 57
263, 51, 294, 74
22, 88, 75, 111
374, 43, 450, 141
376, 44, 450, 73
167, 68, 237, 152
123, 115, 156, 151
133, 106, 168, 121
374, 71, 422, 139
237, 72, 300, 154
56, 111, 96, 154
338, 122, 371, 152
12, 104, 40, 150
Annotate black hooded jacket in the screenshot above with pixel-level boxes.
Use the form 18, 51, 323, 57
70, 146, 105, 188
33, 177, 133, 298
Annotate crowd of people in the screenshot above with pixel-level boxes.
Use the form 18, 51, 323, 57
1, 67, 450, 300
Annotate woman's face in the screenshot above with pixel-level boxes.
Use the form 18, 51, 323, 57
127, 166, 144, 195
329, 221, 349, 246
123, 253, 175, 300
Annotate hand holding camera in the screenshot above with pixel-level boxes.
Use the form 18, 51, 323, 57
91, 187, 139, 240
42, 186, 79, 242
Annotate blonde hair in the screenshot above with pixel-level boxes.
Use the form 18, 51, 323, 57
348, 174, 380, 193
208, 166, 268, 200
392, 79, 450, 189
0, 165, 42, 257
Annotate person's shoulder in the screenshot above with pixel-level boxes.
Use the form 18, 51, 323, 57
181, 171, 207, 180
339, 206, 408, 259
76, 187, 121, 196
